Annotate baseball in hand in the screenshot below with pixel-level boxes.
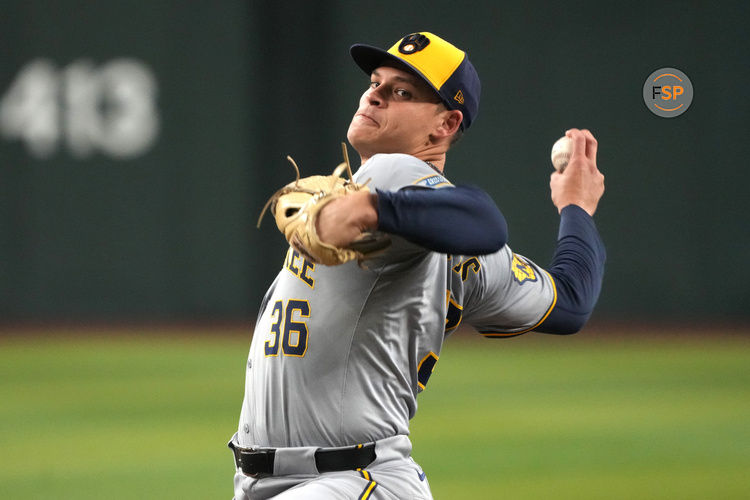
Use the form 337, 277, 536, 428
550, 136, 572, 172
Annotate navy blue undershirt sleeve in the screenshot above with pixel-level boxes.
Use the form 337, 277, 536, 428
534, 205, 606, 334
375, 185, 507, 255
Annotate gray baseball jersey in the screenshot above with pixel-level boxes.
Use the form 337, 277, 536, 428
237, 153, 555, 449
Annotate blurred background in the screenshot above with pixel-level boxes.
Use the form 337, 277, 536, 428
1, 1, 748, 499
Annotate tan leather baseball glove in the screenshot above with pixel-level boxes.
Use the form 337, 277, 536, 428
257, 144, 391, 266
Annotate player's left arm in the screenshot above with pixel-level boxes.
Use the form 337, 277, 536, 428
316, 184, 508, 256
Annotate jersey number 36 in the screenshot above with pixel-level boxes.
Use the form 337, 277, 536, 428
264, 299, 310, 357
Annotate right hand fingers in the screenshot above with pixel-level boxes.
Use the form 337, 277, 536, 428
581, 129, 598, 162
566, 129, 587, 163
565, 128, 599, 171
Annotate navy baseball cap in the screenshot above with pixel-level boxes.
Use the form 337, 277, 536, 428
350, 32, 481, 130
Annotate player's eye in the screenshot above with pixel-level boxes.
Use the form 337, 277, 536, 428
369, 81, 380, 89
395, 89, 411, 98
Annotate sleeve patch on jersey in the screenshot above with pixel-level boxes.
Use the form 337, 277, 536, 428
512, 254, 537, 284
412, 174, 453, 188
417, 351, 439, 390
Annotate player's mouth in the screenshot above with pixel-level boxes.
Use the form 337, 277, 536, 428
355, 113, 379, 126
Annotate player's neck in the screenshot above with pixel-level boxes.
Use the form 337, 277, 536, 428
410, 141, 448, 172
358, 153, 446, 172
412, 153, 446, 172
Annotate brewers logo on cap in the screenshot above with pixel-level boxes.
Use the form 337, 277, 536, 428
399, 34, 430, 54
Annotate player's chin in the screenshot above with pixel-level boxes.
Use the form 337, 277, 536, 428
346, 126, 376, 153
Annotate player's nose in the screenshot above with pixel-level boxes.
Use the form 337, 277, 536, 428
365, 87, 384, 107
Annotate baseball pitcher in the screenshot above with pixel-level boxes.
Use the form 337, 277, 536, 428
229, 32, 605, 500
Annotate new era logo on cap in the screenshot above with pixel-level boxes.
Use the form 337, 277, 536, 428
350, 32, 481, 130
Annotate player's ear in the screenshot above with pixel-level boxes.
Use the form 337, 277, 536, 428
432, 109, 463, 140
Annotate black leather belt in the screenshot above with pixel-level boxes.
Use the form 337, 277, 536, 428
229, 441, 376, 477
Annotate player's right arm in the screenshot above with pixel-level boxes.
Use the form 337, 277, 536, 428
460, 205, 605, 336
462, 128, 606, 336
535, 128, 606, 332
534, 204, 605, 333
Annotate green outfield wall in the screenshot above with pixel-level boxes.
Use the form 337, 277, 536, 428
1, 1, 748, 322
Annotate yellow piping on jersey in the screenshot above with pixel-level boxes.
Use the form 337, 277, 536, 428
481, 269, 558, 337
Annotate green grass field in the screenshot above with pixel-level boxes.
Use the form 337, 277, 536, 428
1, 329, 748, 499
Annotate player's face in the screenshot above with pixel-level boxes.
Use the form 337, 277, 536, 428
347, 63, 445, 160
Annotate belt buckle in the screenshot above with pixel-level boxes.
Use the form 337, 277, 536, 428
239, 448, 259, 478
241, 447, 274, 478
248, 448, 276, 479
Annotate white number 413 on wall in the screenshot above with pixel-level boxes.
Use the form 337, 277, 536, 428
0, 58, 159, 160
